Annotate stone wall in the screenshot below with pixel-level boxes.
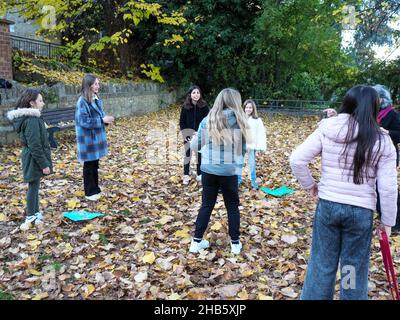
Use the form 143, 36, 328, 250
0, 81, 182, 145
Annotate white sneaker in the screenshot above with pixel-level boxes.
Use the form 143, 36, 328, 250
231, 241, 242, 255
196, 175, 202, 182
189, 239, 210, 253
85, 193, 101, 201
182, 175, 190, 185
34, 212, 44, 225
20, 215, 37, 230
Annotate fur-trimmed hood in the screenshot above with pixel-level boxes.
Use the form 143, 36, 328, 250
7, 108, 41, 133
7, 108, 41, 121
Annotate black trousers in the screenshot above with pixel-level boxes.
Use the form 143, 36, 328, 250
26, 179, 40, 216
184, 141, 201, 176
194, 172, 240, 241
83, 160, 101, 196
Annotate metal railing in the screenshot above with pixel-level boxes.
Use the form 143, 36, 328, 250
254, 98, 341, 109
11, 35, 66, 59
254, 98, 341, 117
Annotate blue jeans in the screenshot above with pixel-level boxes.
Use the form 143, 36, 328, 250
237, 149, 258, 188
301, 199, 373, 300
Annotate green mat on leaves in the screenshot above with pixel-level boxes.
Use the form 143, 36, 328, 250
260, 186, 295, 197
63, 211, 104, 221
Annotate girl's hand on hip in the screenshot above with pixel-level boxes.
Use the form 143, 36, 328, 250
308, 184, 318, 197
43, 167, 50, 175
379, 224, 391, 238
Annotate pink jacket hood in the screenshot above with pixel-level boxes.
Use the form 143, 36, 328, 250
318, 114, 359, 143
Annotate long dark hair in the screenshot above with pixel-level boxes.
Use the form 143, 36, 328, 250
183, 85, 207, 109
15, 89, 41, 109
339, 85, 382, 184
81, 74, 98, 102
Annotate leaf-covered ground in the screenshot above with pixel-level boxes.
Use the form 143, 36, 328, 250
0, 107, 399, 300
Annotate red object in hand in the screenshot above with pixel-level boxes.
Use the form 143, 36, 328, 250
378, 228, 400, 300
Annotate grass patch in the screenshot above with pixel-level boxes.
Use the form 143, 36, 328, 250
99, 233, 108, 245
38, 254, 52, 261
0, 290, 14, 300
140, 217, 151, 224
118, 209, 131, 216
52, 261, 62, 272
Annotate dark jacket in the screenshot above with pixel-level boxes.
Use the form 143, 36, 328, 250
380, 109, 400, 166
179, 103, 209, 140
7, 108, 53, 182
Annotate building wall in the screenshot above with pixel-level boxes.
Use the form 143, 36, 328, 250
6, 13, 41, 40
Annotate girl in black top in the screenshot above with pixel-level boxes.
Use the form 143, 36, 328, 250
179, 85, 209, 185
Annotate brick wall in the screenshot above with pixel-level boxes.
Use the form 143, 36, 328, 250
0, 19, 14, 80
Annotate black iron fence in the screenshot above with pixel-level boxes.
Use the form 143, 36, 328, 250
253, 98, 342, 118
254, 98, 341, 110
11, 35, 66, 59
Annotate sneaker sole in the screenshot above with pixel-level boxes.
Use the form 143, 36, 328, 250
85, 196, 101, 201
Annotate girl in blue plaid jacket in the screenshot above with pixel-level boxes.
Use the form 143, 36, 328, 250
75, 74, 114, 201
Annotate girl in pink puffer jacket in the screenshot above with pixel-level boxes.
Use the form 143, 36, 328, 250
290, 85, 397, 300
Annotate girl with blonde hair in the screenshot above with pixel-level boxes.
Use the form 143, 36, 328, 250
189, 88, 251, 255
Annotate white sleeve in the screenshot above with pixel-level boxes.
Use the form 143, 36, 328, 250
256, 119, 267, 151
